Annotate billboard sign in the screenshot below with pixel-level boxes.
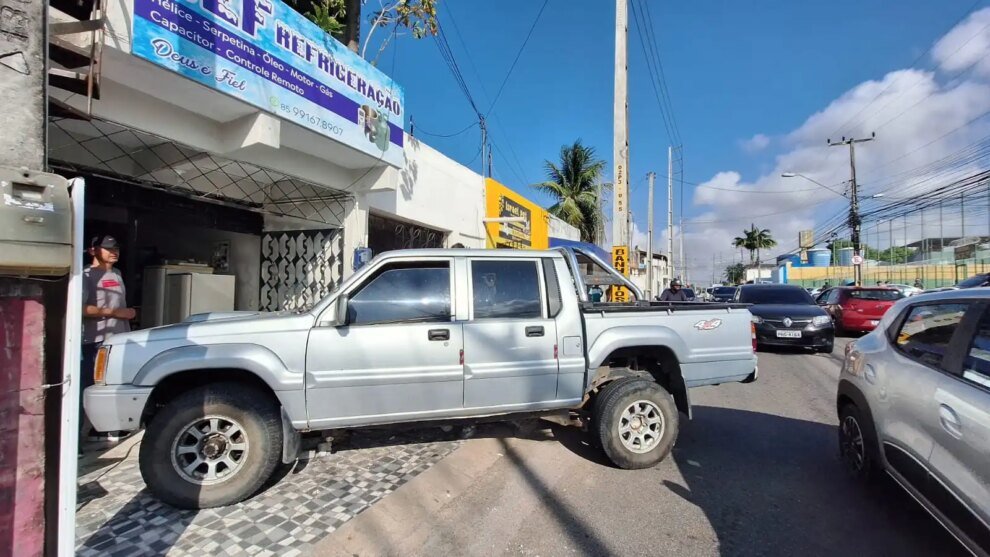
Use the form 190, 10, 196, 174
485, 179, 549, 249
131, 0, 405, 166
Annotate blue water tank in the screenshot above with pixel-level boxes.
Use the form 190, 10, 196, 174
808, 248, 831, 267
837, 247, 854, 266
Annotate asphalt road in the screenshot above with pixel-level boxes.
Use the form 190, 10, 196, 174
343, 337, 969, 557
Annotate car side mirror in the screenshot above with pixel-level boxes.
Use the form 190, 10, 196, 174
330, 295, 349, 327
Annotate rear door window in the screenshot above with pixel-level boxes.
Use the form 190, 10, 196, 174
471, 260, 543, 319
963, 308, 990, 389
894, 303, 970, 369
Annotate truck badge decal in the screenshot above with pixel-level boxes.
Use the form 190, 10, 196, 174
693, 318, 722, 331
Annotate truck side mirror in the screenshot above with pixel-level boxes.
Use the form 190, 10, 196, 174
332, 295, 349, 327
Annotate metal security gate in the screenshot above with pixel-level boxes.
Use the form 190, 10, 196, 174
368, 213, 445, 254
260, 230, 343, 311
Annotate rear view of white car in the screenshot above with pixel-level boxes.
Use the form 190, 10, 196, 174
837, 289, 990, 556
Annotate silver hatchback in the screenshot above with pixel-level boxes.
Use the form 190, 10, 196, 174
837, 288, 990, 557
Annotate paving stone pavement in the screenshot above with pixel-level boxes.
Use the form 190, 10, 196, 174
75, 428, 463, 556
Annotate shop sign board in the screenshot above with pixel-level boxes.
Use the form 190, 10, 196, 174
131, 0, 405, 166
485, 179, 549, 249
611, 245, 630, 302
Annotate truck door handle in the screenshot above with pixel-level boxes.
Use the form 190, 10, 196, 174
525, 326, 545, 337
428, 329, 450, 341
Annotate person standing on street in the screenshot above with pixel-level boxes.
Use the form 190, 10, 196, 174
658, 279, 690, 302
81, 235, 136, 444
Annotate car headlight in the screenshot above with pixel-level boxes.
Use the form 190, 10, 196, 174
751, 315, 764, 324
812, 315, 831, 327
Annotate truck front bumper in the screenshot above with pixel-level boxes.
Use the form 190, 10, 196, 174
84, 385, 153, 433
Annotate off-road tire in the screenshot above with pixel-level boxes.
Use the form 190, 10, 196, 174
139, 383, 283, 509
594, 379, 679, 469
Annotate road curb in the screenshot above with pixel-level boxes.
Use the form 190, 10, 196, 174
310, 436, 509, 557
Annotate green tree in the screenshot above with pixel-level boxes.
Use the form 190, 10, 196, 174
284, 0, 438, 61
733, 224, 777, 267
827, 239, 914, 264
724, 263, 746, 284
535, 140, 609, 244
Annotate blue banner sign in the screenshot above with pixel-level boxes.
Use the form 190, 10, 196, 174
132, 0, 405, 166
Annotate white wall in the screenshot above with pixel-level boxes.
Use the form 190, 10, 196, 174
364, 135, 486, 248
549, 215, 581, 241
629, 252, 671, 298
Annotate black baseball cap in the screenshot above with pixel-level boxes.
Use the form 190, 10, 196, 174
90, 235, 120, 249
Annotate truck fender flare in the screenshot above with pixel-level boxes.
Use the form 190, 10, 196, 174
586, 326, 688, 369
133, 344, 302, 392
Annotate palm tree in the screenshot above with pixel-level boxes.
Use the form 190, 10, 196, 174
724, 263, 746, 284
536, 140, 608, 243
733, 224, 777, 267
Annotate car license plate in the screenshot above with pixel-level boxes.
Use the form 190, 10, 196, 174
776, 330, 802, 338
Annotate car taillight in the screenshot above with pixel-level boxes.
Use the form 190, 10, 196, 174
93, 346, 110, 385
751, 321, 757, 352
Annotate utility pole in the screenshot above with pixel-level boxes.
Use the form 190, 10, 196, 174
646, 172, 656, 298
480, 118, 488, 179
611, 0, 630, 252
667, 146, 675, 278
828, 133, 875, 285
960, 192, 966, 238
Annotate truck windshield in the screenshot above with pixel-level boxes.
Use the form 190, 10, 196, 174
739, 287, 815, 305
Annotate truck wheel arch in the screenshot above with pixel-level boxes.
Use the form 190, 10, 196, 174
589, 345, 691, 419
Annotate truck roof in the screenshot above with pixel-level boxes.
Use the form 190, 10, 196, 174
375, 248, 565, 259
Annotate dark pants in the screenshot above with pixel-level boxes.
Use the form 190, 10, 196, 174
80, 343, 98, 434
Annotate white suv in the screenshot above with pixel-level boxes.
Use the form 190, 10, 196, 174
837, 288, 990, 556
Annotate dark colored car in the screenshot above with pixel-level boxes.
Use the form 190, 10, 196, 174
958, 273, 990, 289
736, 284, 835, 353
817, 287, 903, 335
711, 286, 738, 302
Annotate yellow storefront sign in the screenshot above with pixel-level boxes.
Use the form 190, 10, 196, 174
485, 178, 550, 249
611, 245, 630, 302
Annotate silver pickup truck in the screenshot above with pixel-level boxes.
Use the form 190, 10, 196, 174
85, 247, 757, 509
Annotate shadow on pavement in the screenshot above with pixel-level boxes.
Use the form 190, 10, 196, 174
666, 405, 967, 556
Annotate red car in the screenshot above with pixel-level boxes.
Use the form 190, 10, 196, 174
816, 287, 904, 334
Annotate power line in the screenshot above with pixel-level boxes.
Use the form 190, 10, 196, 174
485, 0, 550, 117
414, 121, 479, 138
630, 0, 680, 145
828, 0, 985, 139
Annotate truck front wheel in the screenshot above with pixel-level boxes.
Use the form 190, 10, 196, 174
139, 383, 283, 509
595, 379, 679, 469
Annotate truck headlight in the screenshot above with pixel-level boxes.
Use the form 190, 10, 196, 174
94, 346, 110, 385
812, 315, 831, 327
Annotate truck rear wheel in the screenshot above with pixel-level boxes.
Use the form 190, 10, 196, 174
139, 383, 283, 509
595, 379, 679, 469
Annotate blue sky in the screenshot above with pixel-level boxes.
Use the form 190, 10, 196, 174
369, 0, 989, 279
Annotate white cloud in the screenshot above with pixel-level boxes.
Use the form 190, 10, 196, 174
739, 133, 770, 153
933, 7, 990, 78
685, 11, 990, 282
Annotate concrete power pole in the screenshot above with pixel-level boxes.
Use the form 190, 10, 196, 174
829, 133, 875, 286
667, 146, 674, 279
1, 0, 46, 169
612, 0, 630, 252
646, 172, 656, 298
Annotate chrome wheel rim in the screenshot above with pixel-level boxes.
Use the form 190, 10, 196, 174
840, 415, 865, 472
171, 415, 249, 485
618, 400, 665, 454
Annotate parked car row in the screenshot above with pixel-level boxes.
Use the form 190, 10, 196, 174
838, 288, 990, 557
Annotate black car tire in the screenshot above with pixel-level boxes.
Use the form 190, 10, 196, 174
838, 402, 879, 482
595, 379, 678, 469
139, 383, 283, 509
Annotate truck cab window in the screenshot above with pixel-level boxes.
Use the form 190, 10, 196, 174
471, 260, 542, 319
348, 263, 451, 325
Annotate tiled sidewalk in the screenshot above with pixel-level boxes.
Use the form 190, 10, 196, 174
75, 428, 462, 556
